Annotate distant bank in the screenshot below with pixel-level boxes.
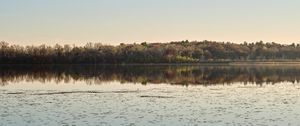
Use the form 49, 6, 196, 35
228, 61, 300, 65
1, 40, 300, 64
126, 61, 300, 65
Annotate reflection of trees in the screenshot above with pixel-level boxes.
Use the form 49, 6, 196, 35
1, 65, 300, 86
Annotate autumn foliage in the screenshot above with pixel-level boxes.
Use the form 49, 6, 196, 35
1, 40, 300, 64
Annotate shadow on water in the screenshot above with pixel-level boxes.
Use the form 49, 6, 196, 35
1, 64, 300, 86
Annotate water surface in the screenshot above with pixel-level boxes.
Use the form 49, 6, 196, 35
1, 65, 300, 126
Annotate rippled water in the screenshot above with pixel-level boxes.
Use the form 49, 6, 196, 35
1, 65, 300, 126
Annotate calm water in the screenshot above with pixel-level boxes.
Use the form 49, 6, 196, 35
1, 65, 300, 126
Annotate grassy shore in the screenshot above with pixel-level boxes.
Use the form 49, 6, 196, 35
121, 61, 300, 65
2, 61, 300, 66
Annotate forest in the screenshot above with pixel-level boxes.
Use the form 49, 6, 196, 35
1, 40, 300, 64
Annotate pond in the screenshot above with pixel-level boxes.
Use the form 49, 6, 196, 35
1, 65, 300, 126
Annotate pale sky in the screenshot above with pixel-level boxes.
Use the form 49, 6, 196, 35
0, 0, 300, 45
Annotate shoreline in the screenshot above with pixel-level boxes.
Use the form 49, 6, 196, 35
1, 61, 300, 66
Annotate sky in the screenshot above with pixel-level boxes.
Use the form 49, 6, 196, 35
0, 0, 300, 45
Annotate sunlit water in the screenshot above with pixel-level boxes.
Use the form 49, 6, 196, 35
1, 81, 300, 126
1, 65, 300, 126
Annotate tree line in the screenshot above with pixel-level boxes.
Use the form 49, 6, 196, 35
1, 40, 300, 64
